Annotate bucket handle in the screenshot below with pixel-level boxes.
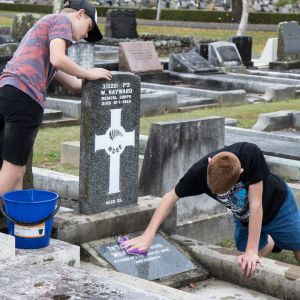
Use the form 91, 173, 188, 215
0, 197, 61, 226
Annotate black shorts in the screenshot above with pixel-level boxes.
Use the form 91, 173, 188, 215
0, 85, 43, 166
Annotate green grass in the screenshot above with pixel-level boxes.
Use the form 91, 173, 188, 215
99, 23, 276, 57
218, 239, 299, 265
136, 25, 276, 57
33, 98, 300, 174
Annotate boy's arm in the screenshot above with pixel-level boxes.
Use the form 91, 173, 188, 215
54, 70, 82, 92
49, 38, 112, 81
121, 189, 179, 252
238, 180, 263, 277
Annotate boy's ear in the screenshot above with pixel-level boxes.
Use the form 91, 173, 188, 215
240, 168, 244, 174
208, 157, 212, 164
77, 8, 85, 17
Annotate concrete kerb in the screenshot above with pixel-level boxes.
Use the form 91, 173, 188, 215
172, 235, 300, 300
0, 238, 80, 271
80, 262, 200, 300
53, 196, 177, 245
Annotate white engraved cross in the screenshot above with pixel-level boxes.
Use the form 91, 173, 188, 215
95, 108, 135, 194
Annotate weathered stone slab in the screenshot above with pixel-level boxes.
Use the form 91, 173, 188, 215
169, 50, 217, 74
11, 13, 39, 42
0, 232, 15, 260
139, 116, 224, 197
172, 235, 300, 300
252, 110, 296, 131
139, 117, 226, 224
277, 21, 300, 61
95, 234, 197, 280
0, 262, 169, 299
105, 9, 138, 39
80, 72, 140, 214
119, 41, 163, 73
0, 238, 80, 271
68, 41, 94, 69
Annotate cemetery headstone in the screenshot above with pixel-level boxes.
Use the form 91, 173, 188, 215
68, 41, 95, 69
119, 41, 163, 73
11, 13, 39, 42
169, 50, 218, 73
198, 43, 209, 60
79, 72, 140, 214
228, 36, 253, 67
231, 0, 243, 22
270, 21, 300, 70
105, 9, 138, 39
208, 41, 245, 72
139, 117, 226, 223
277, 21, 300, 60
0, 43, 18, 73
96, 234, 197, 280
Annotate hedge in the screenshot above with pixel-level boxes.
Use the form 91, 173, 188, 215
0, 3, 300, 25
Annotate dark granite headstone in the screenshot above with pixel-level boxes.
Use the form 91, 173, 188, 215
199, 43, 209, 60
96, 234, 196, 280
169, 50, 217, 73
231, 0, 242, 22
228, 35, 253, 67
119, 41, 163, 73
105, 9, 138, 39
79, 72, 140, 214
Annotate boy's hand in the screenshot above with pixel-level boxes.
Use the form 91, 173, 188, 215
85, 68, 112, 81
238, 249, 262, 277
121, 233, 154, 253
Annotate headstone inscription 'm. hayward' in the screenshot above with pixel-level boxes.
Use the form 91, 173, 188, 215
119, 41, 163, 74
96, 234, 197, 280
105, 9, 138, 39
79, 72, 140, 214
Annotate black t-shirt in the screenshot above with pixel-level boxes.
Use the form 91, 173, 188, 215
175, 142, 287, 225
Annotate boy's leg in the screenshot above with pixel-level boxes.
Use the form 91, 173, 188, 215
233, 217, 270, 254
259, 235, 275, 257
0, 160, 26, 194
294, 251, 300, 262
263, 187, 300, 260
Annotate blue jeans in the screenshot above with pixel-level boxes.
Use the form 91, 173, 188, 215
233, 187, 300, 251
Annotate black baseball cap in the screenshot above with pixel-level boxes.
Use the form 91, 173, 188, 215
63, 0, 103, 43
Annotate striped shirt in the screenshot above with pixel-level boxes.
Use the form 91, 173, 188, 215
0, 14, 73, 108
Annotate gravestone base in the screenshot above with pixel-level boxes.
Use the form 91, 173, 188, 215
53, 196, 176, 245
82, 232, 208, 287
269, 60, 300, 70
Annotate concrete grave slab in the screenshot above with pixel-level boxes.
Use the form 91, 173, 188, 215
169, 50, 218, 74
172, 235, 300, 300
0, 262, 177, 299
0, 232, 15, 260
0, 238, 80, 271
119, 41, 163, 73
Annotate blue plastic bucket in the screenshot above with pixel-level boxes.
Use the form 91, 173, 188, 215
1, 189, 60, 249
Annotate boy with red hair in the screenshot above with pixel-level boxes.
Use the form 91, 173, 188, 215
121, 142, 300, 276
